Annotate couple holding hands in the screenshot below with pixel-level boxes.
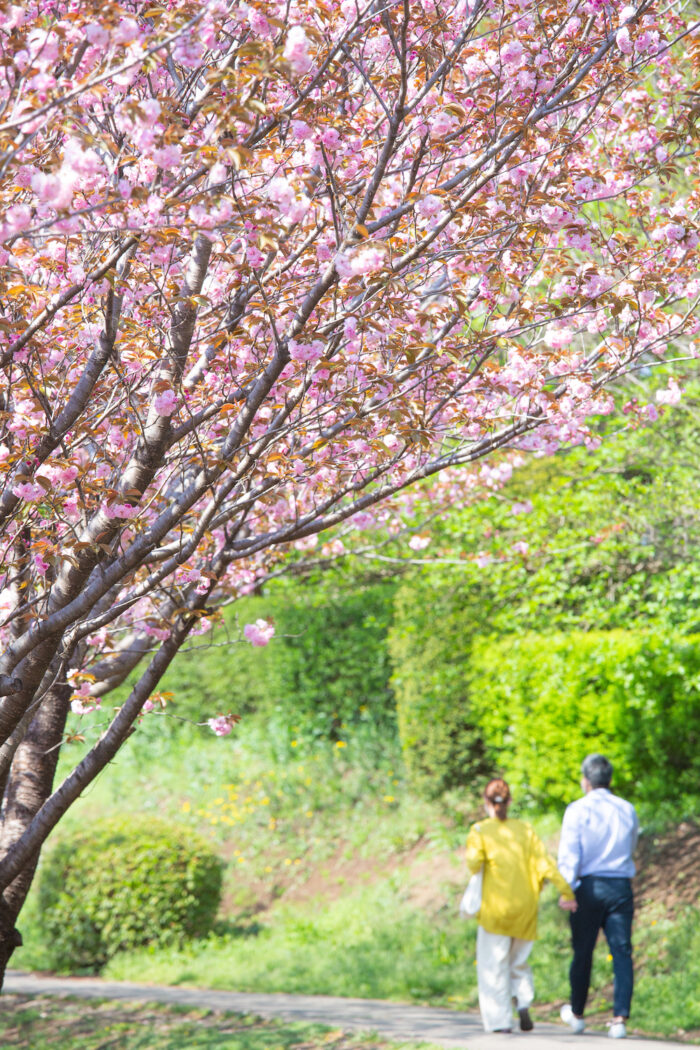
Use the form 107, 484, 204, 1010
465, 754, 638, 1038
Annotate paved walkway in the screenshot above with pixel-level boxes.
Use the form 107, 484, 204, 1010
3, 972, 683, 1050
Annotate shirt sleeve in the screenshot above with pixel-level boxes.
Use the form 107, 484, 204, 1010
530, 825, 575, 899
466, 823, 485, 875
558, 803, 582, 889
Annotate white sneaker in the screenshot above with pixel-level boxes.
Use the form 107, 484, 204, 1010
609, 1022, 627, 1039
560, 1004, 585, 1034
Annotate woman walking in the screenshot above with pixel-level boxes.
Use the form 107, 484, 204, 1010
466, 778, 576, 1033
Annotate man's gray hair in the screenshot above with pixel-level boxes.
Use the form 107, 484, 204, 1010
581, 753, 613, 788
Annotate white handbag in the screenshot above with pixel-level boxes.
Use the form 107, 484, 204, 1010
459, 869, 483, 918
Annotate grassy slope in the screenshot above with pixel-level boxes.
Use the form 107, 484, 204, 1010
13, 713, 700, 1042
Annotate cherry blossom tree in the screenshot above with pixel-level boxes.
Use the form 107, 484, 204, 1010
0, 0, 698, 979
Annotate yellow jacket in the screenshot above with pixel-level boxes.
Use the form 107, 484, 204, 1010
466, 816, 574, 941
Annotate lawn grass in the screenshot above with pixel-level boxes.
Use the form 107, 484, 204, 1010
0, 995, 443, 1050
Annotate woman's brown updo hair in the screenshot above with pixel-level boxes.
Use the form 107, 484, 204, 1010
484, 778, 511, 821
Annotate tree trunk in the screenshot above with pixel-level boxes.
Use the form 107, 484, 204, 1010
0, 685, 70, 988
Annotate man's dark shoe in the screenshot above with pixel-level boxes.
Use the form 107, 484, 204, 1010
519, 1008, 534, 1032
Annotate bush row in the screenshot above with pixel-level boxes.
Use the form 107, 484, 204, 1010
392, 619, 700, 805
469, 628, 700, 805
159, 568, 700, 806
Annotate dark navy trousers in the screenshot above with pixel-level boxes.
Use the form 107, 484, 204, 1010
569, 875, 634, 1018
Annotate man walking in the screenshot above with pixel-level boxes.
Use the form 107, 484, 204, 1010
557, 753, 639, 1040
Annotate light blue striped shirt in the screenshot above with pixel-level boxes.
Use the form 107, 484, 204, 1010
557, 788, 638, 889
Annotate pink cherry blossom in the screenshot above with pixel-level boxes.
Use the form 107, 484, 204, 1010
3, 204, 32, 237
320, 129, 341, 150
430, 110, 457, 138
31, 171, 74, 209
349, 246, 385, 275
114, 17, 140, 44
208, 715, 234, 736
288, 339, 324, 363
34, 553, 50, 576
284, 26, 312, 74
105, 502, 138, 519
616, 26, 634, 54
501, 40, 524, 66
352, 511, 376, 529
152, 145, 183, 170
248, 9, 272, 36
69, 681, 100, 715
417, 195, 443, 218
85, 23, 110, 47
409, 534, 431, 550
13, 481, 46, 502
154, 389, 178, 415
244, 619, 275, 646
656, 378, 682, 406
173, 35, 204, 68
291, 120, 313, 140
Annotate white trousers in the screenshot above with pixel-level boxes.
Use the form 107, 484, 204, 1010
476, 926, 535, 1032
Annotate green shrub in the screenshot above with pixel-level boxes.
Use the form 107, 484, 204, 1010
38, 816, 223, 971
389, 579, 488, 798
469, 629, 700, 806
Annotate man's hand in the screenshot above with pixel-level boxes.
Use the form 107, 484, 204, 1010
559, 896, 578, 911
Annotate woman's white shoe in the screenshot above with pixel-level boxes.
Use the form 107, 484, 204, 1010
609, 1021, 627, 1039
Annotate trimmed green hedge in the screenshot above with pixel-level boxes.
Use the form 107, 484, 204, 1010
470, 629, 700, 806
389, 580, 488, 797
38, 816, 223, 971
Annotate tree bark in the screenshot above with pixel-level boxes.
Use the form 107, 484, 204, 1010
0, 684, 71, 988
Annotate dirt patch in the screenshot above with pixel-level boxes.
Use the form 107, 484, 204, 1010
281, 836, 431, 907
403, 849, 464, 911
219, 837, 434, 919
635, 821, 700, 913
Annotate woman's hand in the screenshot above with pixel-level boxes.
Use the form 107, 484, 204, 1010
559, 896, 578, 911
